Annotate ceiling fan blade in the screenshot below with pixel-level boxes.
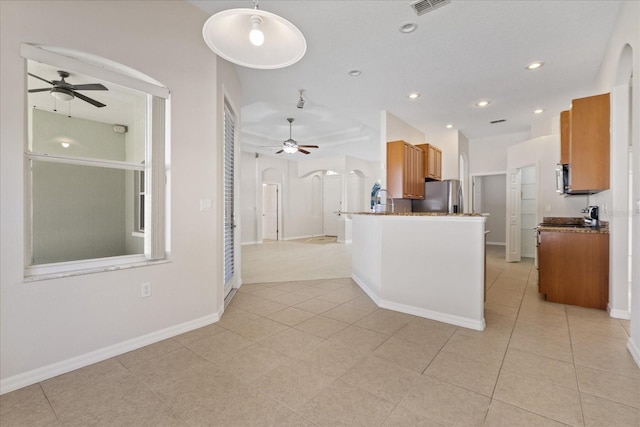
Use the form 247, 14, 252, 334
275, 149, 284, 154
298, 148, 311, 155
27, 73, 53, 86
72, 90, 106, 108
298, 145, 319, 148
28, 88, 52, 93
69, 83, 108, 91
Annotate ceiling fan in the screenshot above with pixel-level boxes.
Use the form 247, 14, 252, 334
28, 70, 108, 108
275, 118, 319, 154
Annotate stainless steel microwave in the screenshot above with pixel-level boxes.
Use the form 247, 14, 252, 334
556, 164, 569, 194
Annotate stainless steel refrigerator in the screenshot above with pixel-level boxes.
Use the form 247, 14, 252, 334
412, 179, 464, 213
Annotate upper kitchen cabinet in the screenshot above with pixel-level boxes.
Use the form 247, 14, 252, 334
417, 143, 442, 181
560, 110, 570, 165
387, 140, 424, 200
561, 93, 610, 194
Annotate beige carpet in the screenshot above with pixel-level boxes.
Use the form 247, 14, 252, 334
241, 238, 351, 283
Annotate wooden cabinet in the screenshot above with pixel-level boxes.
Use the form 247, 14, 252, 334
560, 93, 610, 193
537, 230, 609, 309
417, 143, 442, 181
560, 110, 570, 165
387, 140, 424, 199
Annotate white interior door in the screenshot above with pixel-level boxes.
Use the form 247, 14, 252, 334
506, 169, 522, 262
262, 183, 278, 241
520, 166, 537, 258
323, 175, 341, 236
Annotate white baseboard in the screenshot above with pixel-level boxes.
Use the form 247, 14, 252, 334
351, 274, 485, 332
241, 241, 260, 246
627, 338, 640, 369
0, 312, 221, 395
486, 242, 506, 246
608, 304, 631, 320
282, 235, 313, 241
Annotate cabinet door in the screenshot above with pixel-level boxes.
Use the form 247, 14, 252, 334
403, 143, 412, 198
414, 146, 424, 198
386, 141, 404, 199
569, 93, 610, 192
416, 144, 441, 181
537, 231, 608, 309
560, 110, 570, 165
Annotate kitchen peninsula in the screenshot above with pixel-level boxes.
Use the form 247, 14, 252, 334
349, 212, 487, 331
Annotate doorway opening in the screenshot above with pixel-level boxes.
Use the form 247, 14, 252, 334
471, 173, 506, 246
505, 164, 538, 263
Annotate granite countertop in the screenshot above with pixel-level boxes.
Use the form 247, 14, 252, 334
537, 217, 609, 234
342, 212, 485, 217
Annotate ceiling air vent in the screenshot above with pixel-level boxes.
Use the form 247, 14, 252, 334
490, 119, 507, 124
410, 0, 451, 16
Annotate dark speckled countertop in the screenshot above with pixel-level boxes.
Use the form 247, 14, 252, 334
537, 217, 609, 234
343, 212, 485, 217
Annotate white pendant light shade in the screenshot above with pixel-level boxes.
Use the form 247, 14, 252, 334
202, 8, 306, 70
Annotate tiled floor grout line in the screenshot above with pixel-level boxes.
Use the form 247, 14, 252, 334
39, 383, 61, 425
479, 261, 532, 424
11, 257, 635, 425
565, 305, 589, 427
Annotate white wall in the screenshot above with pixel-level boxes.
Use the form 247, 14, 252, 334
0, 0, 241, 392
382, 111, 463, 186
508, 135, 587, 221
469, 131, 530, 174
240, 151, 259, 244
240, 153, 379, 244
589, 0, 640, 361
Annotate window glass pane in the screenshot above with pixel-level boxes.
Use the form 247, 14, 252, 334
27, 60, 146, 164
31, 161, 142, 265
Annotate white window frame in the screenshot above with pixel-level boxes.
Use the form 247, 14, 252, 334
22, 44, 170, 280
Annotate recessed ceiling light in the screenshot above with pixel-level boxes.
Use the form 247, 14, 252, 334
348, 69, 362, 77
476, 100, 491, 107
533, 109, 544, 114
445, 124, 454, 129
408, 92, 420, 99
526, 61, 544, 70
399, 22, 417, 34
61, 142, 70, 148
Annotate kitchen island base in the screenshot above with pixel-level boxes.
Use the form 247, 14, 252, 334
350, 213, 486, 331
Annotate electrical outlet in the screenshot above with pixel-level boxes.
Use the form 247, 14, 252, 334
141, 282, 152, 298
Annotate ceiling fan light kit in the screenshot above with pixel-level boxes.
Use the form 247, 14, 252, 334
28, 70, 108, 108
275, 118, 319, 155
50, 87, 74, 102
202, 1, 306, 69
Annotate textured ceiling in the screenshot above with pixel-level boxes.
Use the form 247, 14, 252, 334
190, 0, 621, 161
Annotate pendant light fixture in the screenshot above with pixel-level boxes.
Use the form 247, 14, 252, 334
202, 0, 307, 70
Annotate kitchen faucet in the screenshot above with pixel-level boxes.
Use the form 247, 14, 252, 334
373, 188, 394, 213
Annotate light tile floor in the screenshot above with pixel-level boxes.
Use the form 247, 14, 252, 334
1, 245, 638, 426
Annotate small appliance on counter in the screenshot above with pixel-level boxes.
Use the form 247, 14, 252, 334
582, 205, 599, 227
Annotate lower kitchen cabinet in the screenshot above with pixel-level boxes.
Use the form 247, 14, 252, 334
537, 230, 609, 309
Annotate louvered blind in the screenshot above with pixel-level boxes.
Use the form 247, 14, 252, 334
223, 103, 235, 285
